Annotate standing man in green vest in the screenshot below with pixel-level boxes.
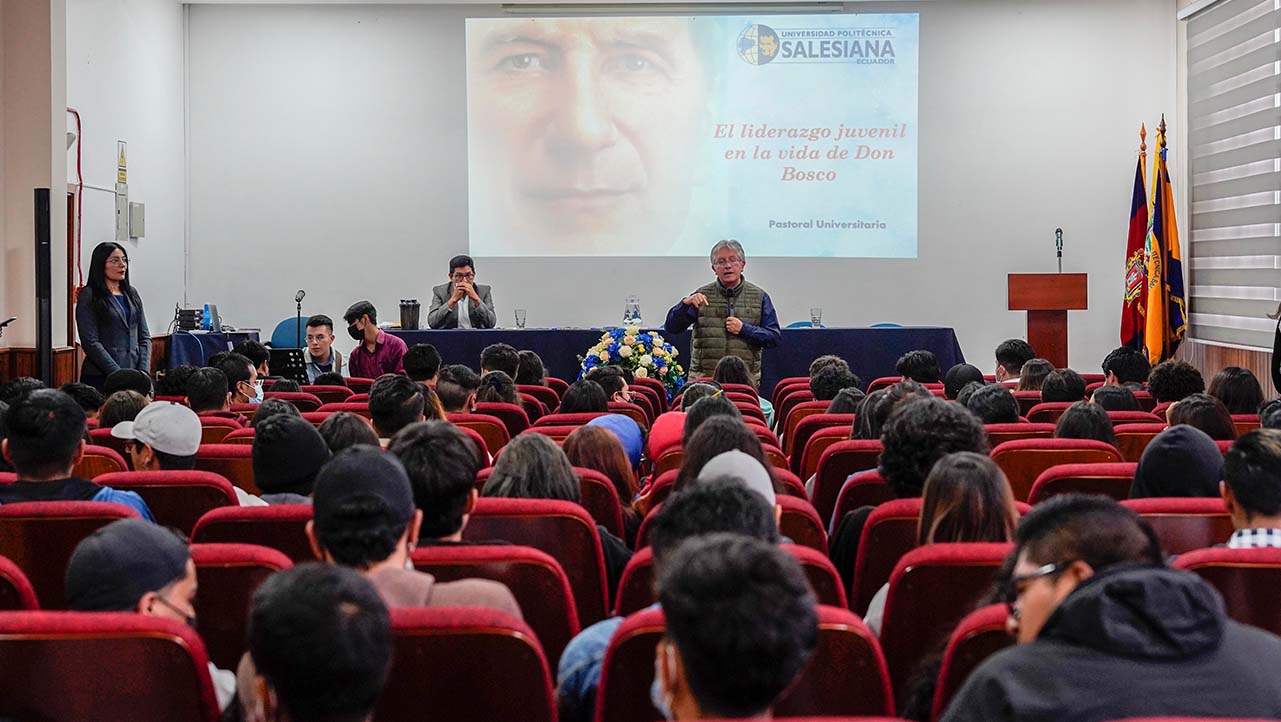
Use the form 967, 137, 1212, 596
664, 240, 782, 385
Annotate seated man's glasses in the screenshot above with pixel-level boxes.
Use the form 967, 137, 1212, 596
1000, 560, 1073, 620
452, 273, 476, 282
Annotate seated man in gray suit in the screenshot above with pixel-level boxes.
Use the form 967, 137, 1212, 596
427, 254, 497, 329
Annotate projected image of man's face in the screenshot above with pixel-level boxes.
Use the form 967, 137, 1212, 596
468, 18, 708, 254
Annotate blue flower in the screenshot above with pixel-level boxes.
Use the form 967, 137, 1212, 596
607, 342, 620, 355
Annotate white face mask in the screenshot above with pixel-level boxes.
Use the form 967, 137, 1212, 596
247, 380, 264, 404
649, 643, 676, 721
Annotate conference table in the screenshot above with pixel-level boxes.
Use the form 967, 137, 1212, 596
167, 330, 262, 368
390, 326, 965, 395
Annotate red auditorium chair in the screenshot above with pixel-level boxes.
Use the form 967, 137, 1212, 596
472, 402, 531, 438
652, 446, 684, 476
519, 384, 561, 413
866, 377, 901, 393
262, 391, 323, 412
1216, 439, 1233, 455
1013, 391, 1042, 417
878, 542, 1013, 707
71, 444, 128, 479
1114, 423, 1169, 462
315, 401, 372, 418
1026, 402, 1074, 424
0, 501, 138, 609
1132, 390, 1158, 412
577, 467, 625, 538
345, 376, 375, 394
715, 382, 757, 397
0, 556, 38, 610
348, 393, 370, 403
1026, 462, 1138, 504
775, 388, 817, 433
191, 505, 315, 563
811, 439, 884, 527
794, 419, 855, 477
724, 390, 760, 407
763, 444, 790, 471
779, 495, 828, 554
96, 470, 239, 535
931, 604, 1013, 721
734, 401, 769, 425
1232, 414, 1261, 436
412, 544, 579, 669
1121, 498, 1233, 554
450, 411, 514, 452
193, 443, 258, 495
198, 415, 244, 444
155, 394, 187, 404
991, 438, 1123, 502
751, 424, 783, 449
773, 467, 809, 499
229, 403, 259, 421
190, 542, 292, 670
521, 424, 579, 444
984, 422, 1056, 448
782, 400, 832, 453
456, 425, 492, 466
1173, 547, 1281, 635
463, 497, 610, 625
221, 427, 255, 444
300, 384, 354, 405
596, 606, 894, 722
300, 411, 333, 427
830, 470, 894, 534
378, 607, 554, 722
88, 427, 133, 468
608, 401, 652, 430
519, 393, 550, 424
0, 612, 221, 721
1107, 410, 1164, 424
852, 498, 922, 615
534, 411, 606, 428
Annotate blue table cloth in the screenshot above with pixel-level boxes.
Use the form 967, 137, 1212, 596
168, 330, 262, 368
390, 326, 964, 395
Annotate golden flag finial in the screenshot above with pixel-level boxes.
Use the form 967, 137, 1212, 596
1158, 114, 1167, 150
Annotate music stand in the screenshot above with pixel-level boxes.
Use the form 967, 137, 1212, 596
269, 348, 309, 385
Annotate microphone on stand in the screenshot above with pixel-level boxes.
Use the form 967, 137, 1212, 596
295, 290, 306, 350
1055, 228, 1064, 274
295, 289, 306, 304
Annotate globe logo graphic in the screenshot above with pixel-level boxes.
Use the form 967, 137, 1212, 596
737, 24, 780, 65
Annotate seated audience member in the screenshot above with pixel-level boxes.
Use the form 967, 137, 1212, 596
515, 350, 547, 386
827, 387, 864, 414
475, 370, 520, 406
185, 367, 242, 425
586, 366, 632, 405
674, 416, 768, 491
954, 380, 986, 408
943, 363, 985, 400
254, 414, 330, 504
303, 314, 344, 382
104, 368, 154, 399
810, 364, 861, 402
965, 383, 1020, 424
1101, 345, 1151, 387
864, 451, 1018, 634
480, 342, 520, 378
60, 382, 105, 421
344, 300, 407, 378
654, 534, 818, 721
557, 476, 781, 722
713, 355, 774, 424
851, 381, 934, 441
64, 519, 236, 712
809, 354, 849, 378
237, 564, 392, 722
1147, 359, 1205, 404
646, 382, 720, 462
482, 433, 632, 591
235, 339, 272, 378
250, 397, 301, 427
565, 425, 641, 538
559, 379, 609, 414
1054, 401, 1116, 446
679, 381, 721, 411
306, 446, 521, 615
1091, 383, 1140, 411
388, 421, 481, 544
403, 343, 442, 387
97, 389, 149, 429
435, 364, 481, 413
940, 495, 1281, 722
112, 401, 200, 472
216, 352, 262, 406
1262, 399, 1281, 430
1130, 425, 1223, 498
268, 379, 300, 393
155, 364, 197, 397
1040, 368, 1087, 403
369, 374, 426, 443
1208, 366, 1264, 415
994, 339, 1036, 385
1016, 358, 1054, 392
896, 350, 941, 384
1221, 429, 1281, 547
0, 389, 153, 519
0, 376, 47, 404
1168, 392, 1237, 440
586, 414, 644, 471
311, 371, 347, 388
318, 411, 379, 454
681, 395, 743, 446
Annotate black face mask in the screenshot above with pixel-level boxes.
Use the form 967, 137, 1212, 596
347, 323, 363, 341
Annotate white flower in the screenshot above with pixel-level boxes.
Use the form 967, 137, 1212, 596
638, 354, 653, 367
669, 346, 679, 357
625, 325, 640, 336
618, 346, 633, 358
634, 367, 648, 378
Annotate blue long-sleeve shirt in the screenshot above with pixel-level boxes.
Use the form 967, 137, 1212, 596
664, 292, 782, 349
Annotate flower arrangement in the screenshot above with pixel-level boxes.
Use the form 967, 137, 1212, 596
579, 326, 686, 397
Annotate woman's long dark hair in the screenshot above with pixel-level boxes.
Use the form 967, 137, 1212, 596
86, 242, 140, 322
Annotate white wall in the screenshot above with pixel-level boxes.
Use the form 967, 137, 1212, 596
187, 0, 1177, 372
66, 0, 187, 337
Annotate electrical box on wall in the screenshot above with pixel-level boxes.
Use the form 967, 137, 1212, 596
129, 202, 145, 238
114, 183, 128, 241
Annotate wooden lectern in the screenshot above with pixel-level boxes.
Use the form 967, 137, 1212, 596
1007, 273, 1088, 368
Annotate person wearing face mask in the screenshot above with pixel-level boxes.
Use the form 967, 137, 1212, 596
304, 445, 521, 617
214, 351, 263, 406
64, 519, 238, 714
343, 300, 408, 379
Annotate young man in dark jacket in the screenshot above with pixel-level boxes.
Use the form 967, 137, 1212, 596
942, 495, 1281, 722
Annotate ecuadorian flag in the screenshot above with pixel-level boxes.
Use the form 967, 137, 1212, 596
1143, 128, 1187, 364
1121, 151, 1148, 350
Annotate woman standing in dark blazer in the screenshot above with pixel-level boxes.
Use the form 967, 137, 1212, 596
76, 242, 151, 390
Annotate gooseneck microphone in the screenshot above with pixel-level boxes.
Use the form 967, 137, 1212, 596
1055, 228, 1064, 274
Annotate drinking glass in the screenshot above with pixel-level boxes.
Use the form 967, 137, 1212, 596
514, 309, 528, 329
810, 307, 823, 328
